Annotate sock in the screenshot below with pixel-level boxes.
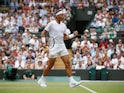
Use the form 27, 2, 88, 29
69, 76, 74, 82
41, 75, 45, 79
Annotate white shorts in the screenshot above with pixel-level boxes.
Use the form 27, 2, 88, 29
49, 44, 68, 58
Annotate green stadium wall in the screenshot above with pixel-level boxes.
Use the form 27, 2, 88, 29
0, 69, 124, 80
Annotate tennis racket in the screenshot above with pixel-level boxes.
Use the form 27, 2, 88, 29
48, 37, 55, 49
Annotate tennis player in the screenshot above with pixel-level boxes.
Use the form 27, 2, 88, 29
38, 9, 81, 88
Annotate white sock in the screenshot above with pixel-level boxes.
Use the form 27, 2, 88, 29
69, 76, 74, 82
41, 75, 45, 79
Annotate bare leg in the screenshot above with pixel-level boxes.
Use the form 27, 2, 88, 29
38, 58, 56, 87
42, 58, 56, 76
61, 55, 81, 87
61, 55, 72, 77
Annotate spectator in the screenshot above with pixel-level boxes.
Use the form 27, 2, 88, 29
86, 60, 95, 70
108, 28, 117, 39
39, 5, 47, 17
90, 10, 104, 28
35, 47, 44, 59
11, 23, 19, 33
3, 67, 19, 80
1, 52, 8, 64
119, 51, 124, 69
23, 4, 30, 12
71, 37, 80, 53
104, 57, 113, 69
10, 0, 19, 10
14, 57, 25, 69
83, 51, 90, 63
4, 0, 10, 6
10, 47, 19, 61
90, 28, 97, 38
23, 0, 30, 5
22, 29, 32, 47
92, 49, 101, 66
77, 0, 83, 9
111, 53, 119, 69
26, 51, 35, 65
84, 29, 90, 38
11, 42, 19, 52
90, 36, 98, 49
41, 47, 49, 68
72, 52, 83, 67
4, 57, 15, 69
99, 38, 108, 49
25, 59, 35, 69
120, 16, 124, 32
83, 0, 89, 8
41, 15, 48, 28
75, 61, 86, 69
81, 40, 90, 56
116, 39, 124, 56
69, 0, 78, 8
95, 59, 105, 70
107, 39, 115, 58
112, 13, 119, 24
29, 0, 36, 8
0, 59, 5, 69
80, 36, 90, 49
30, 24, 39, 33
23, 64, 35, 80
35, 61, 44, 69
100, 28, 109, 39
29, 35, 39, 51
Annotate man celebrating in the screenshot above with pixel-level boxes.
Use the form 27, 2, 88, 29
38, 9, 81, 88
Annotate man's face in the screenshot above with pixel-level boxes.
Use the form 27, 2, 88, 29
58, 14, 66, 21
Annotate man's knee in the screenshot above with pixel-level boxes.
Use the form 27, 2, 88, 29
65, 62, 71, 68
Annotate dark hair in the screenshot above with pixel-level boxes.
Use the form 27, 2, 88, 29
55, 9, 63, 15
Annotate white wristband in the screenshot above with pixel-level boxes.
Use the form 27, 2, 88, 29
41, 37, 46, 43
68, 34, 75, 39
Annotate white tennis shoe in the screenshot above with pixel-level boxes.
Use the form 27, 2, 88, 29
38, 77, 47, 88
69, 80, 81, 88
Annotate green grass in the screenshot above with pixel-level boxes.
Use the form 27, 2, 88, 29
0, 80, 124, 93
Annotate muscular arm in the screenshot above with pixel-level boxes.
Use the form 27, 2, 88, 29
41, 30, 48, 44
41, 30, 47, 37
64, 34, 70, 40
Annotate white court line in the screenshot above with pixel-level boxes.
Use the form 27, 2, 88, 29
80, 80, 124, 82
79, 84, 97, 93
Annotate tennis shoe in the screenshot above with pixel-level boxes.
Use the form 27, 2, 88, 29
69, 80, 81, 88
38, 77, 47, 88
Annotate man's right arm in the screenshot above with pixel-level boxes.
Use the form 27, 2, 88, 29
41, 30, 47, 44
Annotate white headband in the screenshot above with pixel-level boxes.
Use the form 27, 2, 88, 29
56, 9, 67, 16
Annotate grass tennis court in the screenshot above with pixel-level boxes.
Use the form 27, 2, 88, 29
0, 80, 124, 93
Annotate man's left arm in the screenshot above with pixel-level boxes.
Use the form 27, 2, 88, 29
64, 31, 78, 40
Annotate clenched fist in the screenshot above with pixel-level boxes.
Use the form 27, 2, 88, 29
73, 30, 78, 36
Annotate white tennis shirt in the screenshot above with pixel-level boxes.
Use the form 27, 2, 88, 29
44, 20, 67, 45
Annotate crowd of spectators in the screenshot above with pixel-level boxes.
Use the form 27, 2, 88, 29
71, 0, 124, 70
0, 0, 72, 70
0, 0, 124, 72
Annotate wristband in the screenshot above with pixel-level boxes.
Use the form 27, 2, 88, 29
41, 37, 46, 43
68, 34, 75, 39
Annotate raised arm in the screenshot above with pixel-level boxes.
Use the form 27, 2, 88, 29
64, 30, 78, 40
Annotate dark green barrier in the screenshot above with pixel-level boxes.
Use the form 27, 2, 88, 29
101, 68, 108, 80
89, 68, 96, 80
0, 69, 124, 80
